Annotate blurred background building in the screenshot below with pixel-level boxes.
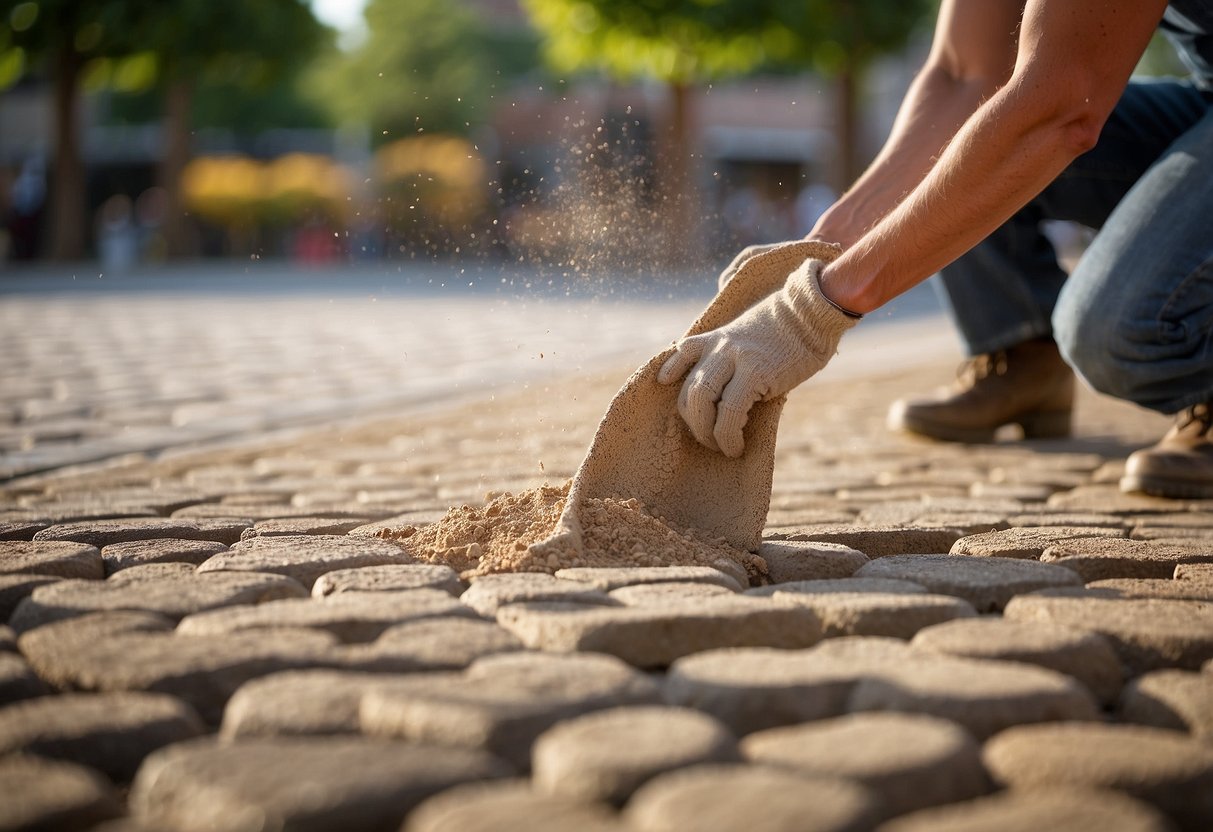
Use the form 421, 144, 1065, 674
0, 0, 1183, 273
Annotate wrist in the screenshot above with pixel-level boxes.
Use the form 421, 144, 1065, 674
820, 260, 880, 315
809, 205, 865, 250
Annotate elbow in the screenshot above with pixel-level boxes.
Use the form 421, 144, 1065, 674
1006, 70, 1111, 158
1057, 108, 1105, 156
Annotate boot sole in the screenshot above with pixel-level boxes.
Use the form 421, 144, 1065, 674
1119, 473, 1213, 500
889, 408, 1072, 444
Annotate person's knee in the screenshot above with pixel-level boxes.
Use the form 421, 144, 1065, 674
1053, 293, 1145, 404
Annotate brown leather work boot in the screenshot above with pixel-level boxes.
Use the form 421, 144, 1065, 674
887, 337, 1075, 443
1120, 401, 1213, 499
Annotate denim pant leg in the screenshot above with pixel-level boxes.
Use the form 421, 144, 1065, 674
937, 78, 1211, 359
1053, 103, 1213, 414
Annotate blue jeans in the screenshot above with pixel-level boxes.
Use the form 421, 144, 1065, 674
937, 78, 1213, 414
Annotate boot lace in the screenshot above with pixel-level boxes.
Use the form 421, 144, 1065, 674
957, 351, 1009, 387
1178, 401, 1213, 436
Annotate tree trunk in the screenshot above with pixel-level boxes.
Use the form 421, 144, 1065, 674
48, 43, 85, 261
834, 65, 862, 194
659, 81, 699, 264
159, 78, 194, 258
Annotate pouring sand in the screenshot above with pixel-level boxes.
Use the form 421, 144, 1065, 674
376, 242, 842, 589
376, 481, 766, 582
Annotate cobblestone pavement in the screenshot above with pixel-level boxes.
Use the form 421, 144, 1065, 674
3, 271, 1213, 831
0, 264, 725, 480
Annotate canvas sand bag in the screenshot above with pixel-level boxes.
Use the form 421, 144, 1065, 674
529, 239, 843, 562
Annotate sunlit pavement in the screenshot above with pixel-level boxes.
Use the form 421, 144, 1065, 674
0, 259, 954, 480
5, 260, 1213, 832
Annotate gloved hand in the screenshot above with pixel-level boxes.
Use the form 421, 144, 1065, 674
657, 256, 860, 457
717, 243, 781, 291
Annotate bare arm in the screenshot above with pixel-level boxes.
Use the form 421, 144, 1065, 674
812, 0, 1023, 248
819, 0, 1168, 313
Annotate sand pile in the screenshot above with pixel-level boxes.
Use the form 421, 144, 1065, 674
377, 481, 765, 583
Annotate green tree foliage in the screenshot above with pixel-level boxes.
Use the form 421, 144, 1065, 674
523, 0, 933, 190
310, 0, 541, 142
1, 0, 327, 257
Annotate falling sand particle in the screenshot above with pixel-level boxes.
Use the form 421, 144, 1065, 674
377, 482, 765, 582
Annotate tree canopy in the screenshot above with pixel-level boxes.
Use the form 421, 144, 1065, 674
523, 0, 934, 188
308, 0, 542, 142
523, 0, 932, 83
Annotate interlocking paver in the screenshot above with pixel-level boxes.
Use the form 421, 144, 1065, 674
172, 502, 380, 521
624, 764, 880, 832
2, 505, 159, 524
983, 722, 1213, 830
554, 565, 744, 592
196, 534, 414, 589
405, 780, 625, 832
336, 615, 524, 671
755, 540, 870, 583
877, 788, 1174, 832
312, 563, 464, 597
1087, 577, 1213, 601
0, 572, 60, 619
740, 712, 989, 819
532, 706, 739, 804
855, 554, 1082, 612
1006, 512, 1128, 528
1119, 669, 1213, 740
857, 497, 1020, 528
33, 517, 249, 547
1176, 562, 1213, 581
176, 589, 472, 642
608, 581, 737, 606
747, 577, 928, 597
348, 511, 448, 536
1039, 537, 1213, 581
239, 516, 372, 539
911, 617, 1124, 704
360, 652, 662, 768
10, 570, 308, 631
496, 597, 824, 667
0, 651, 47, 703
130, 737, 513, 832
1134, 514, 1213, 530
663, 642, 901, 735
765, 525, 963, 557
665, 638, 1098, 739
0, 691, 204, 782
220, 670, 431, 738
0, 756, 122, 831
1132, 525, 1213, 541
909, 512, 1009, 535
1004, 594, 1213, 674
0, 540, 103, 579
460, 573, 617, 616
4, 292, 1208, 824
846, 651, 1099, 741
1048, 484, 1213, 514
950, 525, 1124, 559
0, 518, 52, 540
770, 590, 976, 638
17, 610, 336, 722
99, 538, 227, 574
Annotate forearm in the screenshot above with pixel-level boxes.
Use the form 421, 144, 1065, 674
818, 0, 1167, 315
812, 64, 997, 248
821, 75, 1097, 313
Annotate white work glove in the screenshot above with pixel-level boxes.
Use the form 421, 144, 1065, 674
658, 257, 860, 458
717, 243, 781, 291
